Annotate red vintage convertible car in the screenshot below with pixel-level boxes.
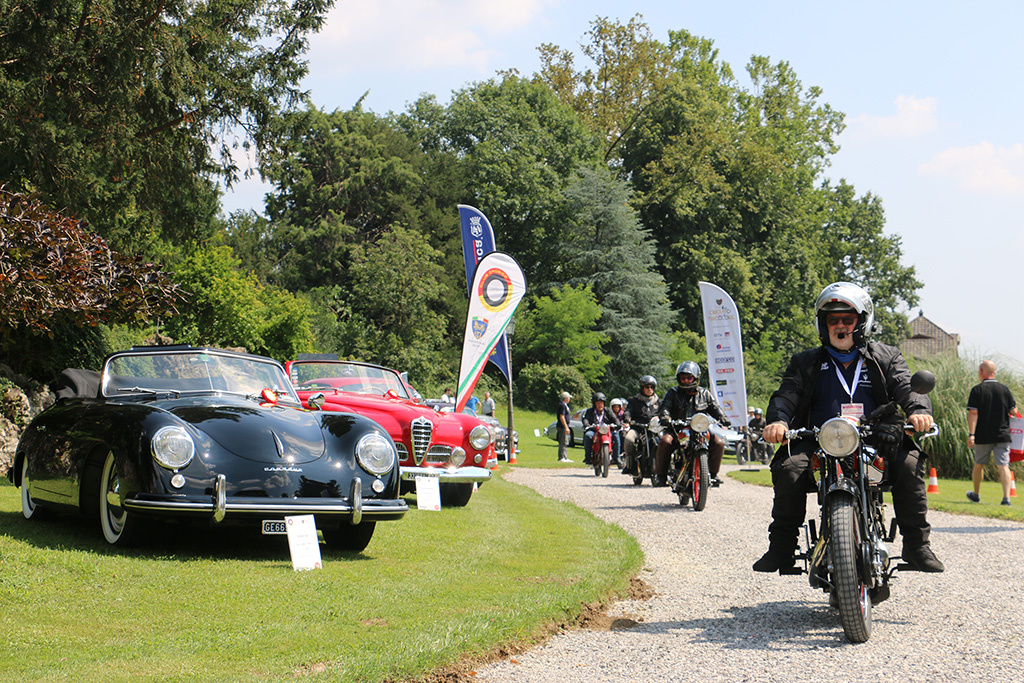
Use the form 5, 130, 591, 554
285, 359, 494, 507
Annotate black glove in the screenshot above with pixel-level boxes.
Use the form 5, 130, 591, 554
873, 418, 903, 460
660, 416, 670, 427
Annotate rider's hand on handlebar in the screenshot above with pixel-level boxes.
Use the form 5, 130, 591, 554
908, 413, 934, 433
763, 421, 789, 444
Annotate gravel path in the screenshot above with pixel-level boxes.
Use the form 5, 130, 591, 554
474, 464, 1024, 683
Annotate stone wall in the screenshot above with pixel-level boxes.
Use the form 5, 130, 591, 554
1, 365, 55, 477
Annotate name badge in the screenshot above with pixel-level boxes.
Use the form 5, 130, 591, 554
841, 403, 864, 420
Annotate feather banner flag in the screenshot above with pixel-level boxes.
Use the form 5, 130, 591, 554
699, 281, 748, 426
458, 204, 512, 382
455, 252, 527, 412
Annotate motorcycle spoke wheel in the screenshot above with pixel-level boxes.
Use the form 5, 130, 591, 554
829, 494, 872, 643
692, 453, 710, 511
600, 444, 610, 478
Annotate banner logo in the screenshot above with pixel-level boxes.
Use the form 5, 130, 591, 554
471, 317, 488, 339
469, 216, 484, 238
478, 268, 514, 312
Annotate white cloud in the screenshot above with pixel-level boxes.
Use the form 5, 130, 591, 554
918, 142, 1024, 198
843, 95, 940, 142
308, 0, 552, 76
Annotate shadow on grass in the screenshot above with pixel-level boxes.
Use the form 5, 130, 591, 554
0, 508, 375, 562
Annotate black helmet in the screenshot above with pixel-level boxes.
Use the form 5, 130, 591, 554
640, 375, 658, 390
754, 408, 763, 416
814, 281, 874, 347
592, 392, 607, 404
676, 361, 700, 391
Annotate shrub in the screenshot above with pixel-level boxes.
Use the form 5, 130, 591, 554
516, 363, 591, 412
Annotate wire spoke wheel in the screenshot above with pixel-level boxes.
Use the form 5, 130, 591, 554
692, 452, 710, 511
829, 494, 872, 643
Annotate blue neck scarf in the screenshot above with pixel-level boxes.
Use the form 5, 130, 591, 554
824, 345, 861, 364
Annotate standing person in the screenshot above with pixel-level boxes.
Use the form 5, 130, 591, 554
481, 391, 496, 417
441, 387, 452, 403
556, 392, 573, 463
465, 394, 480, 413
655, 362, 730, 487
966, 360, 1019, 506
754, 282, 943, 573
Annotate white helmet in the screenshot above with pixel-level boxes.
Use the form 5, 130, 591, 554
814, 282, 874, 347
610, 398, 624, 408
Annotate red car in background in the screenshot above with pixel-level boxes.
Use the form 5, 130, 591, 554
285, 359, 494, 507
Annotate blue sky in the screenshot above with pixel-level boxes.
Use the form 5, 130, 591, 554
223, 0, 1024, 368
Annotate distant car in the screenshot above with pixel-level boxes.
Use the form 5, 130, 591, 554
543, 409, 585, 447
11, 346, 407, 551
285, 359, 494, 507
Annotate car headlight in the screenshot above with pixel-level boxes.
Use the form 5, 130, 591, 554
356, 432, 397, 475
469, 424, 492, 450
690, 413, 711, 433
818, 417, 860, 458
449, 447, 466, 467
151, 426, 195, 469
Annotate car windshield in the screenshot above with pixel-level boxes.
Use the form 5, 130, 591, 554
290, 362, 411, 399
102, 349, 299, 402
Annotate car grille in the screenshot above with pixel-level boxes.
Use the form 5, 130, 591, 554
425, 445, 454, 465
394, 443, 409, 460
411, 416, 433, 465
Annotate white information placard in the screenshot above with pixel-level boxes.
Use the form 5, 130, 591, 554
285, 514, 323, 571
415, 475, 442, 511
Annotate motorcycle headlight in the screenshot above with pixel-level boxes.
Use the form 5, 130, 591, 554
818, 417, 860, 458
647, 417, 661, 433
356, 432, 397, 475
151, 426, 195, 469
690, 413, 711, 433
469, 424, 492, 450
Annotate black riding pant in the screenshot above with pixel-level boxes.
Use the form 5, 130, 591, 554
766, 439, 931, 552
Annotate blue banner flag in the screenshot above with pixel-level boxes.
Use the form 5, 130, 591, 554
458, 205, 511, 382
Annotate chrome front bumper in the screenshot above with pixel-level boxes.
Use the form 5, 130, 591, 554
399, 465, 492, 484
123, 475, 408, 523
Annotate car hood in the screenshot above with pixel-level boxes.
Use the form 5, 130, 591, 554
163, 396, 326, 464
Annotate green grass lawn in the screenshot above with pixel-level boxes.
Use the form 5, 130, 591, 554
0, 457, 641, 683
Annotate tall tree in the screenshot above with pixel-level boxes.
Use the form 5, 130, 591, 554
558, 167, 673, 394
0, 0, 333, 255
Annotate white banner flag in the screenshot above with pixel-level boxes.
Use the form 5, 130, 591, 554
699, 281, 748, 426
455, 252, 527, 412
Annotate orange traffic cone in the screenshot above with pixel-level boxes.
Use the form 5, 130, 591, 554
508, 445, 517, 465
1011, 472, 1018, 498
488, 452, 499, 470
927, 467, 940, 494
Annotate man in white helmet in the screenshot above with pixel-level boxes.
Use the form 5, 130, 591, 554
754, 282, 943, 574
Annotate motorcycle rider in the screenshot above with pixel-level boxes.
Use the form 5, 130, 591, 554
582, 392, 621, 465
623, 376, 661, 475
754, 282, 942, 574
748, 408, 772, 462
609, 398, 627, 464
655, 362, 730, 487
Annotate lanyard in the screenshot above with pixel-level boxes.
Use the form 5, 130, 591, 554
833, 358, 864, 401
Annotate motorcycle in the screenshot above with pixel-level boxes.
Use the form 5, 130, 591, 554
666, 413, 721, 510
627, 417, 661, 486
781, 370, 937, 643
737, 425, 772, 466
591, 423, 614, 478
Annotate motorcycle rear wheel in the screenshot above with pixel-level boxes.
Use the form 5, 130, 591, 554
829, 494, 872, 643
691, 452, 710, 511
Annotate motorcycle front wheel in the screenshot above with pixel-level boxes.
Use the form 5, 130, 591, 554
691, 452, 710, 511
735, 440, 748, 466
599, 443, 610, 478
829, 494, 872, 643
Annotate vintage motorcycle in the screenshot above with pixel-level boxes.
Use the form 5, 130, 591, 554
666, 413, 722, 510
591, 423, 615, 478
627, 417, 661, 486
737, 425, 772, 466
782, 370, 937, 643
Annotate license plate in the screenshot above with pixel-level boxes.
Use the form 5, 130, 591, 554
262, 519, 288, 535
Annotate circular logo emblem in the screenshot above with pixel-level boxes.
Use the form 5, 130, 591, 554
478, 268, 514, 313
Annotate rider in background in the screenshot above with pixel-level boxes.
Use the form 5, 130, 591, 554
623, 376, 661, 475
753, 281, 941, 574
582, 392, 621, 465
609, 398, 627, 465
655, 362, 730, 487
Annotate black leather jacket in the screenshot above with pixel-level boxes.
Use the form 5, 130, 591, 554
660, 385, 730, 426
582, 406, 621, 431
624, 392, 660, 427
765, 341, 931, 431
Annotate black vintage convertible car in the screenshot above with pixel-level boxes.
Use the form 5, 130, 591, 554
9, 345, 408, 551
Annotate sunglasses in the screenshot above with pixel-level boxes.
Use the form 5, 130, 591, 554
826, 315, 858, 327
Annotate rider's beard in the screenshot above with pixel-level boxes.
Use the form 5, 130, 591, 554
830, 328, 855, 351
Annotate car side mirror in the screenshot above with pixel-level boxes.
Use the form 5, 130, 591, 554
308, 393, 325, 411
